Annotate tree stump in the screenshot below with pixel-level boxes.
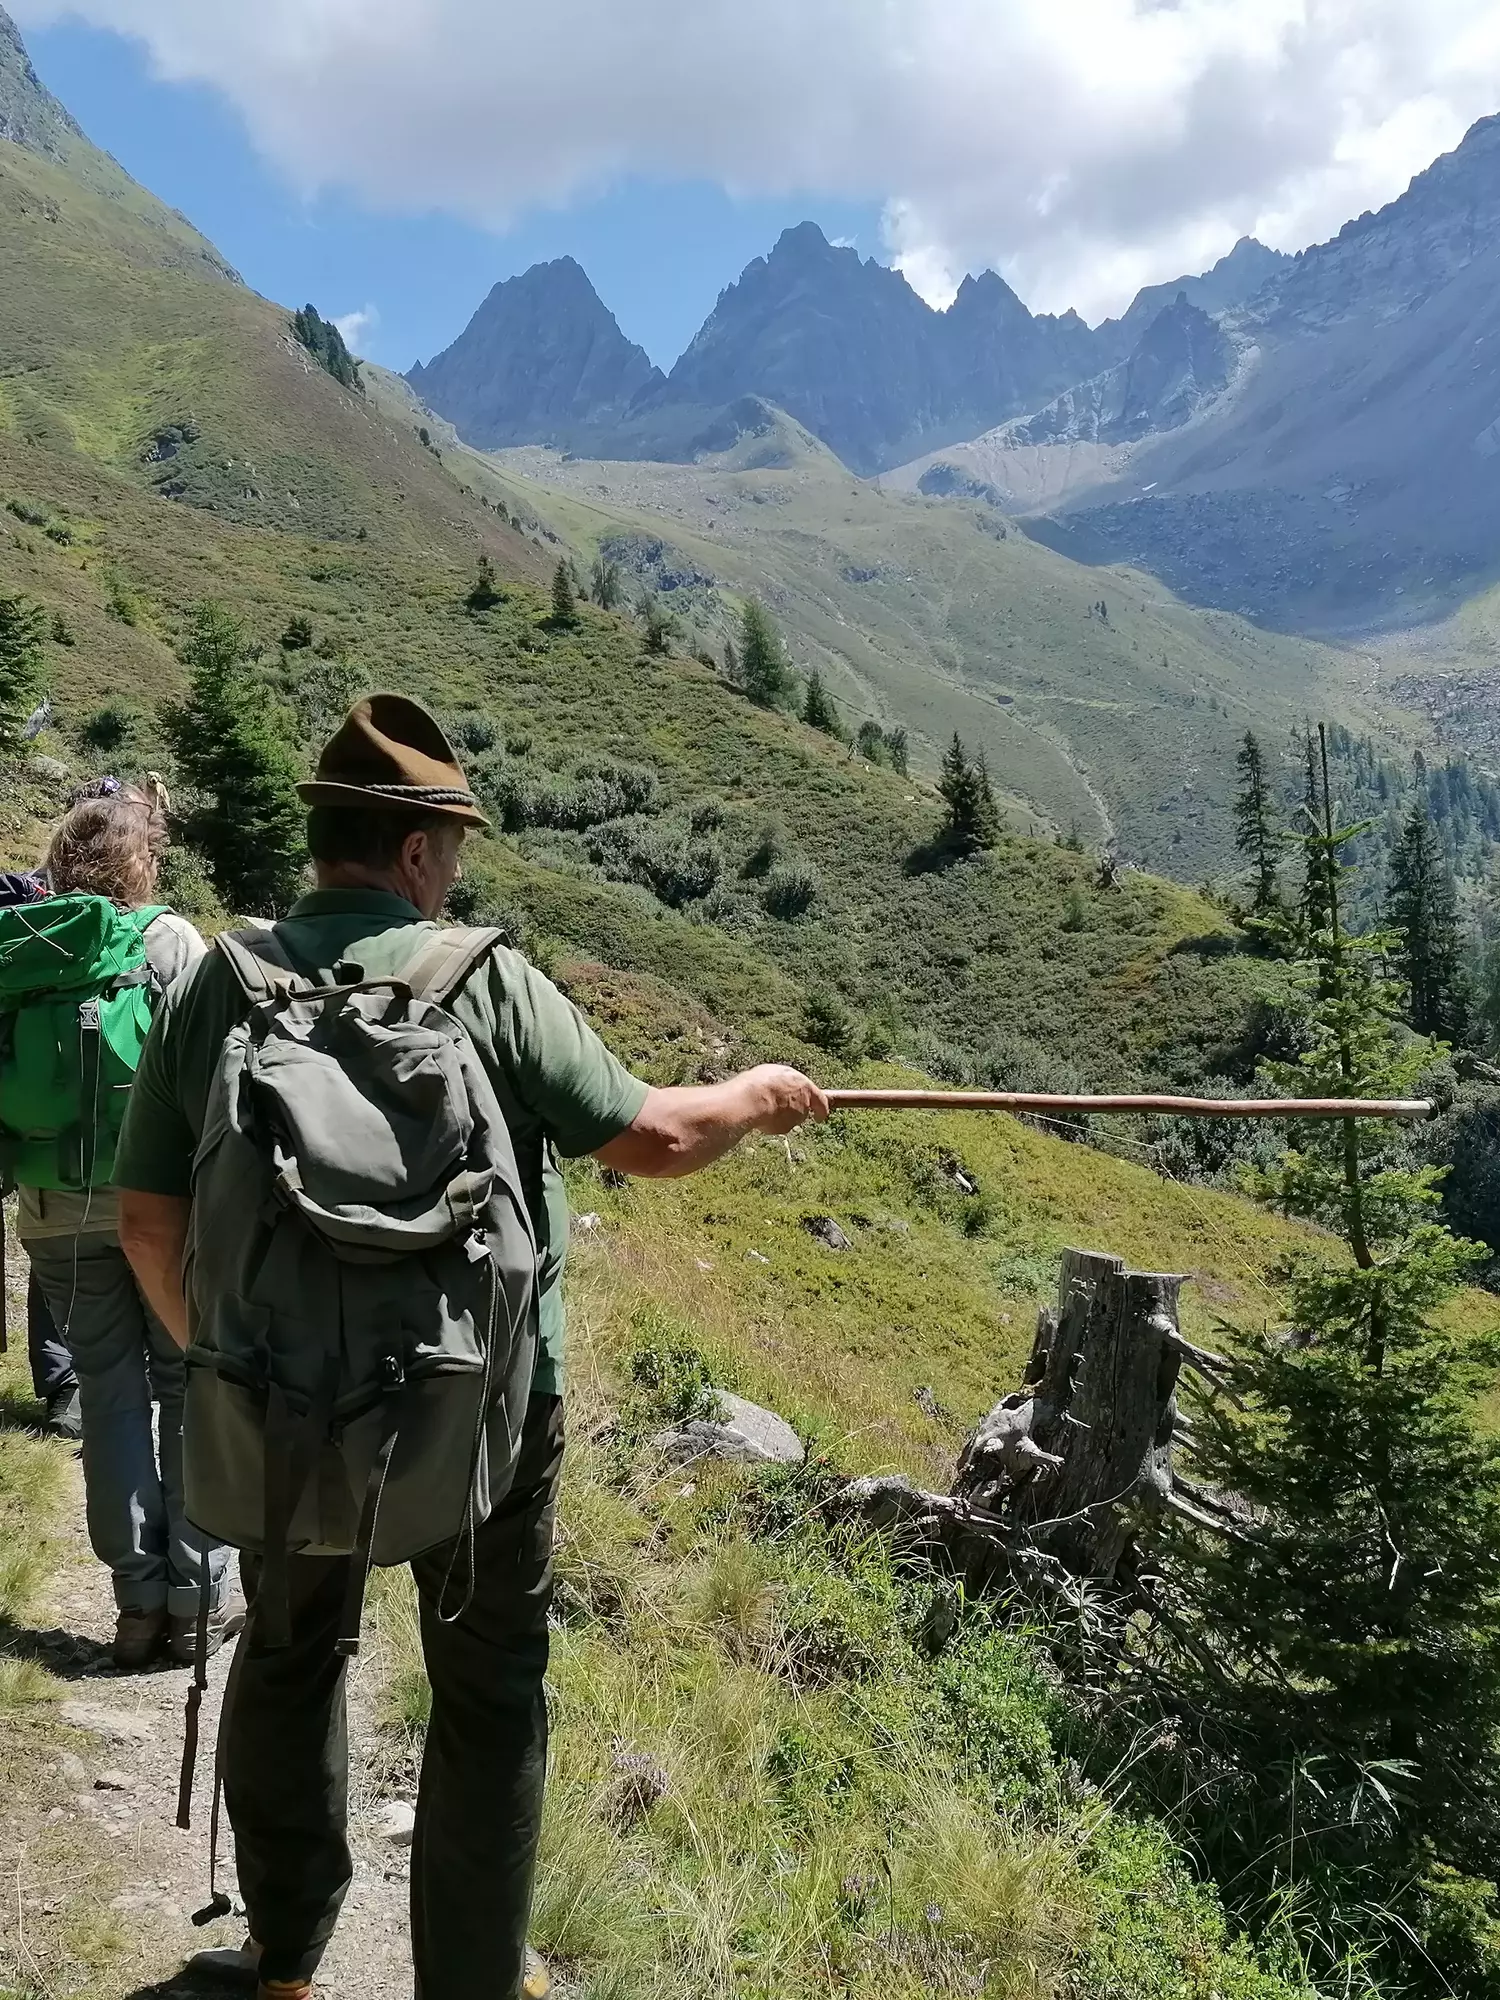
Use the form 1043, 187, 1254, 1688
848, 1248, 1190, 1595
1003, 1248, 1184, 1580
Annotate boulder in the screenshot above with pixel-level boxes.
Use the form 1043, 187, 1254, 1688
652, 1390, 804, 1467
803, 1215, 851, 1251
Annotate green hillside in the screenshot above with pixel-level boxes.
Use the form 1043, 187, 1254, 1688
4, 72, 1496, 2000
466, 421, 1403, 877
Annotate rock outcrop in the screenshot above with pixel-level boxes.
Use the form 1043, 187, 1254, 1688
0, 3, 84, 161
1007, 295, 1232, 447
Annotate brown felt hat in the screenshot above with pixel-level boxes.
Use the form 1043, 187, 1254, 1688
298, 693, 490, 828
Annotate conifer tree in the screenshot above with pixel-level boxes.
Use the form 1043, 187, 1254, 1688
938, 734, 999, 855
0, 591, 46, 754
1390, 799, 1472, 1044
1299, 727, 1332, 934
165, 602, 305, 916
1233, 729, 1281, 915
739, 599, 792, 708
885, 726, 910, 777
722, 637, 738, 683
802, 669, 840, 735
465, 554, 502, 613
549, 560, 577, 626
589, 555, 622, 610
1164, 727, 1500, 1991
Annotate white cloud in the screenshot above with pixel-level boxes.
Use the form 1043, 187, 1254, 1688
333, 303, 378, 352
13, 0, 1500, 319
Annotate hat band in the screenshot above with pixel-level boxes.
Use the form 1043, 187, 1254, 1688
340, 782, 479, 809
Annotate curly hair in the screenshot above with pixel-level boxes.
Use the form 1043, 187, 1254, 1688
43, 786, 167, 906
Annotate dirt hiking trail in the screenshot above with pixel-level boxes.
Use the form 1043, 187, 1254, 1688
1, 1446, 418, 1999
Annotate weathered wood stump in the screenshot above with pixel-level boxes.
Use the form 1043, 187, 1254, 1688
847, 1247, 1200, 1595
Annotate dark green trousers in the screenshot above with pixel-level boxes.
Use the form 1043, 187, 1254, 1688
225, 1394, 564, 1996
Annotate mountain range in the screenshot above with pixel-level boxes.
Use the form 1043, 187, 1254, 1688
409, 222, 1273, 478
409, 118, 1500, 634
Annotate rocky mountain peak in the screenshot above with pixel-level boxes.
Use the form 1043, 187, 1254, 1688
1265, 113, 1500, 332
0, 3, 85, 160
407, 258, 663, 452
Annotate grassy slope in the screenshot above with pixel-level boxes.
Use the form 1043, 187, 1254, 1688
476, 424, 1398, 877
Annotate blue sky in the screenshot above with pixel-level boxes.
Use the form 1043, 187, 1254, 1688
24, 17, 885, 373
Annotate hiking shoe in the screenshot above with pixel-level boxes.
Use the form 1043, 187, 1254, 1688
44, 1386, 82, 1441
168, 1594, 246, 1666
112, 1607, 168, 1671
524, 1947, 553, 1999
183, 1938, 260, 1988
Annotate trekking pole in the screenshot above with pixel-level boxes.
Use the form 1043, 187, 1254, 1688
821, 1091, 1435, 1120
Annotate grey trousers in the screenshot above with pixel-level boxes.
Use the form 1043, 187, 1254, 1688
27, 1237, 230, 1618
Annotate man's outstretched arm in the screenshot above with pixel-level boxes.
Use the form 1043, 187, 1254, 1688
118, 1190, 192, 1349
594, 1065, 827, 1180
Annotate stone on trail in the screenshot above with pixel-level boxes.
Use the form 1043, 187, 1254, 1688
652, 1391, 805, 1467
60, 1700, 153, 1744
374, 1800, 417, 1845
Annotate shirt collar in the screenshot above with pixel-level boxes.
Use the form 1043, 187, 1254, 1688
285, 888, 425, 922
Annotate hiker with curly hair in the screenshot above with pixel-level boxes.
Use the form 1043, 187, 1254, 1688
8, 785, 235, 1669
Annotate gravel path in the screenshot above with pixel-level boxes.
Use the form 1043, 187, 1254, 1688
17, 1453, 418, 1998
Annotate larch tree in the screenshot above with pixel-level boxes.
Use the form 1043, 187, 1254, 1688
739, 599, 792, 708
802, 668, 840, 736
1233, 729, 1281, 916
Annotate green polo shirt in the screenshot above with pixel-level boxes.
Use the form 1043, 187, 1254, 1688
113, 888, 649, 1396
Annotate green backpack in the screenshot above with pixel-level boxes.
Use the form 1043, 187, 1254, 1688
0, 894, 168, 1192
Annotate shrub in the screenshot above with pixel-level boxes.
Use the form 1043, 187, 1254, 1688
0, 592, 47, 754
78, 698, 148, 759
803, 987, 859, 1057
281, 613, 314, 651
587, 816, 723, 910
763, 861, 819, 920
448, 711, 501, 756
740, 822, 786, 880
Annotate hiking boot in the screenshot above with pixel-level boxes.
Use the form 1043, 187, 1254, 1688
44, 1386, 82, 1441
112, 1607, 168, 1671
183, 1937, 260, 1987
524, 1946, 553, 1999
168, 1594, 247, 1665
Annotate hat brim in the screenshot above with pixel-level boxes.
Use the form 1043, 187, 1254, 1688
296, 780, 491, 830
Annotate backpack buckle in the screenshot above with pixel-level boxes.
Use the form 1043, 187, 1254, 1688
380, 1351, 404, 1393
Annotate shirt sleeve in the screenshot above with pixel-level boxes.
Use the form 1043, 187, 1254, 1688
113, 974, 198, 1197
144, 912, 208, 989
488, 953, 650, 1158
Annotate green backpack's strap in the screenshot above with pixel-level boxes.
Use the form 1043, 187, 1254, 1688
401, 926, 504, 1009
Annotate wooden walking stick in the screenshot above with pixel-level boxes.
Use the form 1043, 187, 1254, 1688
821, 1090, 1435, 1119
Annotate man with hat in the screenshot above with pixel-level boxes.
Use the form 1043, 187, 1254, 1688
113, 696, 826, 2000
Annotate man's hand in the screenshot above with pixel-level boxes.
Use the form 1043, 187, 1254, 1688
594, 1066, 828, 1180
739, 1064, 830, 1135
118, 1190, 192, 1349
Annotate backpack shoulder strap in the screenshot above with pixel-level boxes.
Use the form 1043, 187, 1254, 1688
401, 926, 505, 1009
215, 926, 307, 1005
